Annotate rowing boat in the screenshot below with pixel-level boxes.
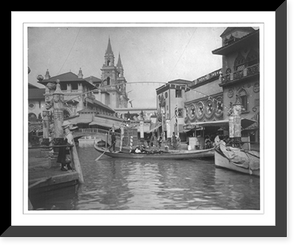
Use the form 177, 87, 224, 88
214, 143, 260, 176
94, 143, 214, 160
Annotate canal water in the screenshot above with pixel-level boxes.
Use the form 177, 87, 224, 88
32, 147, 260, 210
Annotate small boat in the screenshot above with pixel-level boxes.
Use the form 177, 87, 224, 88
94, 143, 214, 160
214, 143, 260, 176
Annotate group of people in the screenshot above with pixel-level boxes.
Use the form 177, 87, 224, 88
145, 131, 163, 148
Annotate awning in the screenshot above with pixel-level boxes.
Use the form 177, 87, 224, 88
148, 123, 162, 133
185, 118, 256, 129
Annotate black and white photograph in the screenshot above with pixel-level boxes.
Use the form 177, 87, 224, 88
27, 25, 261, 211
7, 7, 290, 241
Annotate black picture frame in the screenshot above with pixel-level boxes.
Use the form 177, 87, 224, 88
0, 4, 288, 238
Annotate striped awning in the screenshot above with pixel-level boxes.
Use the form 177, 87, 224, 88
184, 118, 256, 129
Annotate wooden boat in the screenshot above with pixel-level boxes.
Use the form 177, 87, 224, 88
214, 144, 260, 176
94, 143, 214, 160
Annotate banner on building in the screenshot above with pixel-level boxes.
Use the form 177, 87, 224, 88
166, 119, 171, 138
139, 120, 144, 138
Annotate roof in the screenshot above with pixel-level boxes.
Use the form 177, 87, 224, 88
168, 79, 192, 85
39, 71, 97, 89
84, 76, 102, 84
220, 27, 255, 37
85, 97, 115, 112
28, 88, 45, 100
212, 29, 259, 56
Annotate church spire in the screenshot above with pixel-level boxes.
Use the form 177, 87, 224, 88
117, 53, 124, 77
117, 53, 123, 68
105, 37, 113, 56
104, 37, 114, 66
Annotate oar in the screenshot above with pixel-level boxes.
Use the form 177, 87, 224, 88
95, 147, 107, 161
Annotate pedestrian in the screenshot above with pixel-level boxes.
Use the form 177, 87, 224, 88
108, 129, 116, 152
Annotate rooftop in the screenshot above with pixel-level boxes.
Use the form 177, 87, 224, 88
212, 29, 259, 56
38, 72, 97, 89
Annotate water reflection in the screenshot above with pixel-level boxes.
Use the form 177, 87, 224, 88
31, 147, 260, 210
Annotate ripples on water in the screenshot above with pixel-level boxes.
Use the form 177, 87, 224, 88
32, 147, 260, 210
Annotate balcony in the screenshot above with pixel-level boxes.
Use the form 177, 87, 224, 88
221, 63, 259, 86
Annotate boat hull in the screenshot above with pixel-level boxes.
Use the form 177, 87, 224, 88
214, 150, 260, 176
94, 144, 214, 160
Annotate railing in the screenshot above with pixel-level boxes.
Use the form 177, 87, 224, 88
221, 64, 259, 84
75, 128, 121, 137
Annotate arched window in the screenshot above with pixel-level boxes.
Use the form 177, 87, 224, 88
234, 52, 246, 71
246, 49, 259, 66
107, 77, 110, 85
239, 89, 248, 111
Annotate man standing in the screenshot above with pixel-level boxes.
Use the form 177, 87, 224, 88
109, 130, 116, 152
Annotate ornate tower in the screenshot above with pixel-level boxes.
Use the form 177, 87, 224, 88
101, 38, 119, 86
99, 38, 129, 109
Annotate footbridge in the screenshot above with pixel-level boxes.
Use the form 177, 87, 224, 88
73, 128, 121, 146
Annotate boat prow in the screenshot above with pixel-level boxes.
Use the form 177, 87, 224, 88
214, 144, 260, 176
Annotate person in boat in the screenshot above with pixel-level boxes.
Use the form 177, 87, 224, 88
157, 136, 162, 148
205, 136, 213, 149
108, 130, 116, 152
150, 130, 157, 147
57, 121, 77, 171
145, 133, 151, 147
134, 146, 142, 153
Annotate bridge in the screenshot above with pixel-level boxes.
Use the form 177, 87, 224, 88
73, 128, 125, 147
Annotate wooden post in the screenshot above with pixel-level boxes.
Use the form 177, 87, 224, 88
52, 80, 64, 139
229, 95, 242, 146
71, 145, 84, 184
120, 126, 124, 151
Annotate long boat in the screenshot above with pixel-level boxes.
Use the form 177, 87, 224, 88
94, 143, 214, 160
214, 143, 260, 176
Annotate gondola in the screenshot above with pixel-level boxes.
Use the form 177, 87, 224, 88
94, 143, 214, 160
214, 143, 260, 176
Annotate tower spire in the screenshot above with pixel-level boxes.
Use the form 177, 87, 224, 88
104, 37, 115, 66
105, 37, 113, 55
116, 53, 124, 77
117, 53, 123, 68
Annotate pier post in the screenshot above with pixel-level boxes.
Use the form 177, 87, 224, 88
229, 95, 242, 146
42, 109, 50, 145
52, 80, 65, 140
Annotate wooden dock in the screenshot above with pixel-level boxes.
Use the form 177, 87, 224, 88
28, 146, 83, 205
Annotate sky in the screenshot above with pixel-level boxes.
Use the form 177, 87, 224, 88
28, 26, 225, 108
